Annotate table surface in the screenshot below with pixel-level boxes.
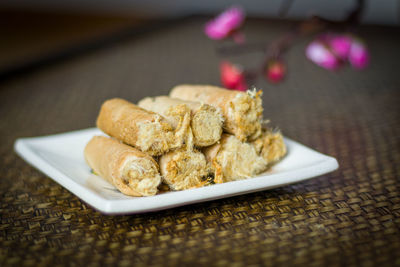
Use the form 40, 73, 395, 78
0, 17, 399, 266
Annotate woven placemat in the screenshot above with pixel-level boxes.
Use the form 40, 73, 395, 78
0, 17, 399, 266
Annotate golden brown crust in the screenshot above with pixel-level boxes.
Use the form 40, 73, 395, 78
96, 98, 159, 145
84, 136, 161, 196
138, 96, 202, 125
170, 84, 263, 141
96, 98, 189, 156
170, 84, 239, 104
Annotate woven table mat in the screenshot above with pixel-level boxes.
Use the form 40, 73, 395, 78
0, 17, 399, 266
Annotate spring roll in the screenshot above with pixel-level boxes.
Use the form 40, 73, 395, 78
84, 136, 161, 197
203, 134, 267, 182
170, 84, 263, 141
138, 96, 223, 147
251, 128, 287, 165
96, 98, 191, 156
159, 147, 218, 190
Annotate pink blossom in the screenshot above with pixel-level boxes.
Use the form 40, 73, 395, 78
205, 6, 245, 40
265, 59, 286, 83
306, 39, 340, 70
329, 35, 352, 60
220, 61, 247, 91
306, 33, 370, 71
349, 40, 369, 69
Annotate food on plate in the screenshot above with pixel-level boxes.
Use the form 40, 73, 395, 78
84, 136, 161, 196
170, 84, 263, 141
203, 134, 267, 182
96, 98, 191, 156
87, 84, 287, 197
252, 128, 287, 165
159, 147, 219, 190
138, 96, 223, 147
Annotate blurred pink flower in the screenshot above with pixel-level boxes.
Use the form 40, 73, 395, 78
306, 39, 340, 70
220, 61, 247, 91
329, 35, 352, 60
205, 6, 245, 40
265, 59, 286, 83
349, 40, 369, 69
307, 33, 370, 70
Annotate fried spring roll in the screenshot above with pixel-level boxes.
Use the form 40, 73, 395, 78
84, 136, 161, 196
96, 98, 191, 156
203, 134, 267, 182
159, 148, 217, 190
251, 129, 287, 165
170, 84, 263, 141
138, 96, 223, 147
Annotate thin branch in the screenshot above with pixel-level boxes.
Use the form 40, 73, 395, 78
278, 0, 295, 17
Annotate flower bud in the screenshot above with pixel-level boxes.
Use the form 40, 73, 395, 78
306, 39, 340, 70
349, 40, 369, 69
265, 59, 286, 83
220, 61, 247, 91
204, 6, 245, 40
329, 35, 352, 60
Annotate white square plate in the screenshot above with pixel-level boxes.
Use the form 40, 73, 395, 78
14, 128, 338, 215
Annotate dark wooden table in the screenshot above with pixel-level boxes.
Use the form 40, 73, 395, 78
1, 17, 399, 266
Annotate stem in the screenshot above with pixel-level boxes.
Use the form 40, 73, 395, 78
278, 0, 295, 17
216, 42, 267, 56
217, 0, 364, 58
262, 0, 365, 69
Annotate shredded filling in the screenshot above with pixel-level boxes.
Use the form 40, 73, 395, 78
252, 129, 287, 165
136, 107, 191, 155
163, 149, 211, 190
136, 116, 174, 153
226, 89, 263, 141
191, 105, 223, 147
215, 135, 267, 182
122, 158, 161, 196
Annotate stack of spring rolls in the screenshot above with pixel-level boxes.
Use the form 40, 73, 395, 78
84, 84, 287, 197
